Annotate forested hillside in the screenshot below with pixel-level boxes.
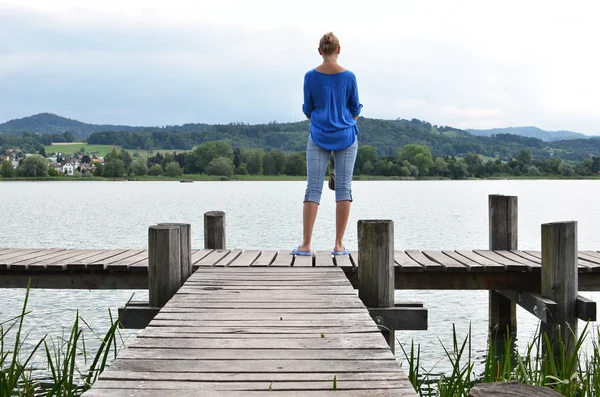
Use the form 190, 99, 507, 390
2, 114, 600, 162
467, 126, 589, 142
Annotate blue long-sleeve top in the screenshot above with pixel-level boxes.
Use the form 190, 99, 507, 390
302, 69, 363, 151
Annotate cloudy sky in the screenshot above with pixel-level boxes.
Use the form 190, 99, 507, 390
1, 1, 599, 134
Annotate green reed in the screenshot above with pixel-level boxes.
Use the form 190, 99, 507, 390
0, 282, 129, 396
400, 322, 600, 397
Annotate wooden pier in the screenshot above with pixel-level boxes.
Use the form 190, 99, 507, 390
82, 267, 417, 396
1, 194, 599, 396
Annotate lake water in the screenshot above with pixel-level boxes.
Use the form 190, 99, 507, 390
1, 180, 599, 376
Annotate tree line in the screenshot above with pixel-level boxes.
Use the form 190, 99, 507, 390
4, 141, 598, 179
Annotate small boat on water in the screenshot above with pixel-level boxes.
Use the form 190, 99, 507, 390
179, 179, 194, 183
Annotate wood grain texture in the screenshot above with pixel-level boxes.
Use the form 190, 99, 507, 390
83, 266, 416, 397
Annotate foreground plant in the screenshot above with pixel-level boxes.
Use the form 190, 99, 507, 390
400, 322, 600, 397
0, 283, 130, 396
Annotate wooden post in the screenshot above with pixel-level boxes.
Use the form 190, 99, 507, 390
204, 211, 226, 249
148, 225, 181, 307
489, 195, 518, 340
358, 220, 395, 353
541, 221, 578, 356
158, 223, 192, 284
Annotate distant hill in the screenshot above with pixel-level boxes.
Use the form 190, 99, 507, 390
2, 113, 600, 162
0, 113, 210, 139
467, 126, 589, 142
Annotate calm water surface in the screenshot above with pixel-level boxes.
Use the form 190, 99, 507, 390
1, 180, 599, 374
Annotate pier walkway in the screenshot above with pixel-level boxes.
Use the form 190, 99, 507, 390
81, 266, 416, 396
2, 247, 600, 291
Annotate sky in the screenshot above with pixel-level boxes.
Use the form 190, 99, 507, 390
1, 0, 599, 134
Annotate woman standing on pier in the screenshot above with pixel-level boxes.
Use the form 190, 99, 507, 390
292, 32, 362, 257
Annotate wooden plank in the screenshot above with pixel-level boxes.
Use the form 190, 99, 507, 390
405, 250, 444, 271
194, 249, 231, 267
106, 358, 404, 373
84, 389, 415, 397
45, 250, 108, 271
7, 248, 66, 264
91, 379, 412, 391
21, 249, 84, 269
314, 251, 334, 267
422, 250, 468, 272
139, 328, 380, 337
579, 251, 600, 265
393, 251, 423, 272
334, 252, 353, 267
526, 250, 600, 273
0, 248, 47, 264
576, 295, 596, 321
293, 253, 314, 267
228, 250, 261, 267
153, 312, 373, 321
474, 250, 528, 271
454, 250, 505, 272
270, 250, 294, 267
494, 250, 541, 272
214, 249, 243, 267
129, 335, 390, 349
497, 290, 557, 323
191, 249, 213, 264
106, 250, 148, 270
67, 249, 130, 270
250, 250, 277, 267
441, 250, 485, 272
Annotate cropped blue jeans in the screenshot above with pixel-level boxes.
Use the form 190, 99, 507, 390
304, 135, 358, 204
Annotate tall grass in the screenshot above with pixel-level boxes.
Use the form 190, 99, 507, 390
0, 282, 128, 396
400, 322, 600, 397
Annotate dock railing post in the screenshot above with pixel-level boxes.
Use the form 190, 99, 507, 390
204, 211, 226, 249
148, 225, 182, 307
158, 223, 192, 284
358, 219, 395, 353
541, 221, 578, 357
489, 195, 518, 341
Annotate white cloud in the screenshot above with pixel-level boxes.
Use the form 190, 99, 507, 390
0, 0, 599, 133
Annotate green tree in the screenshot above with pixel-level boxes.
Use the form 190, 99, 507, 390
103, 157, 125, 178
263, 150, 286, 175
1, 160, 15, 178
431, 157, 449, 177
149, 164, 164, 176
284, 153, 306, 176
186, 141, 233, 174
39, 147, 47, 157
119, 149, 133, 169
235, 164, 248, 175
206, 157, 234, 177
243, 149, 263, 175
559, 162, 575, 177
48, 167, 59, 177
398, 144, 434, 176
355, 145, 377, 174
19, 155, 48, 177
164, 161, 183, 177
516, 149, 532, 165
131, 156, 148, 176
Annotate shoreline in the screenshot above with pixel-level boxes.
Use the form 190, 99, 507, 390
1, 175, 600, 182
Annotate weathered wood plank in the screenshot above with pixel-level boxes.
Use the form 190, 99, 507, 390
250, 250, 277, 267
228, 250, 261, 267
84, 389, 415, 397
153, 312, 373, 321
214, 249, 243, 267
191, 249, 213, 264
494, 250, 541, 272
394, 251, 423, 272
271, 250, 294, 267
293, 253, 314, 267
138, 328, 380, 337
314, 251, 334, 267
107, 358, 404, 373
405, 250, 444, 271
441, 250, 485, 272
128, 335, 390, 349
105, 249, 148, 270
473, 250, 528, 271
97, 370, 407, 382
194, 249, 231, 267
454, 250, 505, 271
91, 379, 411, 391
422, 250, 468, 272
67, 249, 130, 270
